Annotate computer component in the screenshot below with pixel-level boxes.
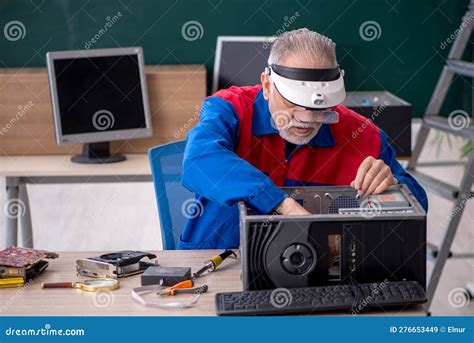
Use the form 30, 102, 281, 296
0, 260, 49, 282
0, 247, 57, 282
0, 277, 25, 288
240, 185, 426, 291
76, 250, 157, 279
46, 47, 152, 163
215, 280, 427, 316
212, 36, 274, 93
0, 246, 58, 267
141, 266, 191, 286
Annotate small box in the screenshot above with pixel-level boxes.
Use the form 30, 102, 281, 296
343, 91, 412, 158
141, 266, 191, 286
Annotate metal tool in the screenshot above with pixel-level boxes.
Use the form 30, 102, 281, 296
192, 249, 237, 279
131, 280, 208, 309
157, 280, 208, 296
41, 278, 119, 292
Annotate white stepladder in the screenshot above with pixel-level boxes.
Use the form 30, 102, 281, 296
407, 1, 474, 313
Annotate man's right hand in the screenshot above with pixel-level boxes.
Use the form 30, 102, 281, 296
274, 197, 311, 215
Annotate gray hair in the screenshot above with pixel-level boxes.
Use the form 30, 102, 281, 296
268, 28, 337, 67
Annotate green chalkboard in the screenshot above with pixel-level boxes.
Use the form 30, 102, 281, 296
0, 0, 471, 116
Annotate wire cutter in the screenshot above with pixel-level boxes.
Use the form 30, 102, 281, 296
157, 280, 208, 296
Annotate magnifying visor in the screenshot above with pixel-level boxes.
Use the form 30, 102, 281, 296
41, 279, 120, 292
284, 104, 339, 125
265, 64, 346, 124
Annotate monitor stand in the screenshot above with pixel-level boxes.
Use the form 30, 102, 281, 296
71, 142, 126, 164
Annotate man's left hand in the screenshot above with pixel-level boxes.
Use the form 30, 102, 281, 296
351, 156, 398, 196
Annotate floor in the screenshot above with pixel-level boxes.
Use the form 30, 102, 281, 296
0, 121, 472, 315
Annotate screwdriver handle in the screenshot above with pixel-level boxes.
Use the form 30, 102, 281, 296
158, 279, 195, 296
172, 284, 209, 295
42, 282, 75, 289
169, 280, 194, 290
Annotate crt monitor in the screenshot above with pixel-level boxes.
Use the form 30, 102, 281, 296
46, 47, 152, 164
212, 36, 274, 93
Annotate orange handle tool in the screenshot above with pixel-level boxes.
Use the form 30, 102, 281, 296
159, 280, 194, 296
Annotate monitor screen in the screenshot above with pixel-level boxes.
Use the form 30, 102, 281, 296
53, 54, 146, 135
213, 37, 273, 93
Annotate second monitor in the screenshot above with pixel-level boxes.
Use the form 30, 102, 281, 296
212, 36, 274, 93
47, 47, 152, 164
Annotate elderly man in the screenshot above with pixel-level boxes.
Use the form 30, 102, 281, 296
179, 28, 427, 249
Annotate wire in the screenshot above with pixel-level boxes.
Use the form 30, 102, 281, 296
349, 275, 363, 311
131, 284, 207, 309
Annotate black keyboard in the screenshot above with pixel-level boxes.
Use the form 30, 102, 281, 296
215, 281, 427, 316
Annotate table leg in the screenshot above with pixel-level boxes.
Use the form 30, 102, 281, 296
19, 184, 33, 248
4, 177, 19, 248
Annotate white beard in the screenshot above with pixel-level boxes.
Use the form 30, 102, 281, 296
278, 126, 320, 145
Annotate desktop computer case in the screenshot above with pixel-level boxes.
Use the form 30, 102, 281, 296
239, 185, 426, 291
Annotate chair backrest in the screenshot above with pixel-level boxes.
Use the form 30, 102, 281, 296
148, 141, 193, 250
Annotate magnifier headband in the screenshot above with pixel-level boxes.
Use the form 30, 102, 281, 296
270, 64, 341, 81
266, 64, 346, 110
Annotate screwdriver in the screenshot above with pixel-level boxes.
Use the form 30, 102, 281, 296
192, 249, 237, 280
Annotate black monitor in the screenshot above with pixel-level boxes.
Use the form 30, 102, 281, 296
46, 47, 152, 163
212, 36, 274, 93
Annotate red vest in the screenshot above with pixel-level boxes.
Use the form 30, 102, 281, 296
213, 85, 381, 186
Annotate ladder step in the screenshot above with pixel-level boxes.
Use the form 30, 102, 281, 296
422, 116, 474, 140
446, 59, 474, 78
416, 160, 466, 167
409, 169, 461, 200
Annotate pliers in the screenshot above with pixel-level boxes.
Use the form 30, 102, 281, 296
157, 280, 208, 296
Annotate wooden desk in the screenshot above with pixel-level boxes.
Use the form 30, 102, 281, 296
0, 154, 152, 178
0, 154, 152, 248
0, 250, 425, 316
